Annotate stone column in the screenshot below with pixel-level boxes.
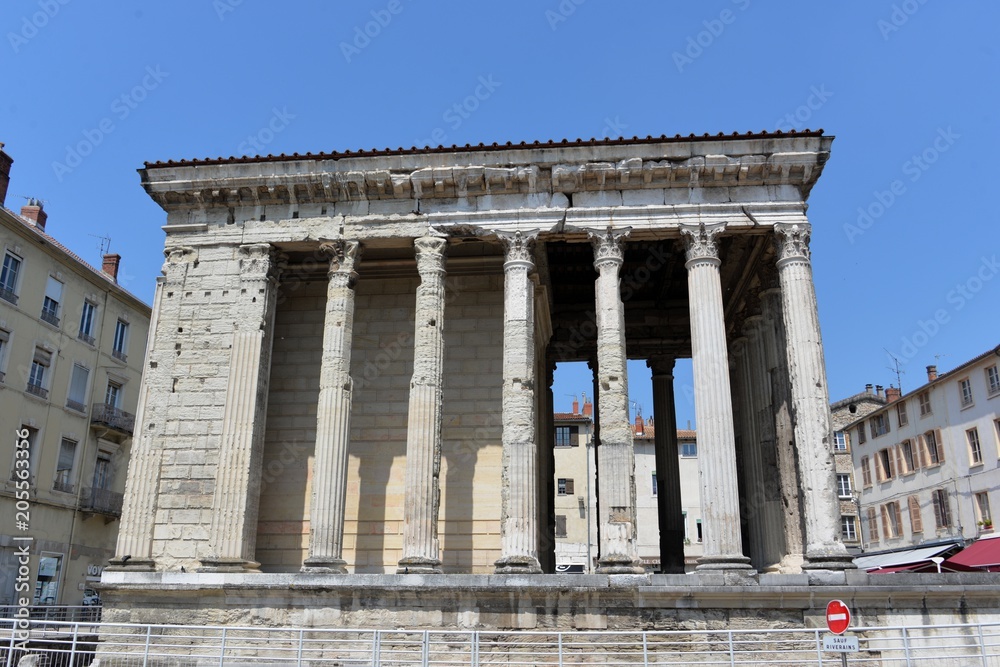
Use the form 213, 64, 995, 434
495, 230, 542, 574
303, 241, 361, 573
648, 355, 685, 574
680, 222, 753, 573
760, 274, 805, 571
774, 222, 854, 571
201, 243, 281, 571
398, 236, 448, 574
589, 228, 643, 574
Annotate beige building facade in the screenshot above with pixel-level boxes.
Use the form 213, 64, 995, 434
0, 145, 150, 606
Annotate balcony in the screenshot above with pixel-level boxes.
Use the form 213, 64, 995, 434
78, 331, 96, 346
66, 399, 87, 413
52, 477, 75, 494
111, 349, 127, 363
25, 382, 48, 399
91, 403, 135, 436
40, 306, 60, 327
0, 286, 17, 305
79, 486, 123, 518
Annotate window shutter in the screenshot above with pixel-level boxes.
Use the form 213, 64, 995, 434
917, 435, 928, 467
935, 429, 946, 464
881, 505, 890, 539
565, 479, 574, 495
870, 421, 877, 440
893, 445, 902, 477
45, 276, 63, 302
909, 496, 923, 533
68, 365, 89, 403
932, 491, 942, 528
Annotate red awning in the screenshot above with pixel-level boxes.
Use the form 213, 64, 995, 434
944, 536, 1000, 572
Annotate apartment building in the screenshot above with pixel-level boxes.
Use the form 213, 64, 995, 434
0, 145, 150, 605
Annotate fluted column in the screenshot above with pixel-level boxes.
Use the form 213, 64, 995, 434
774, 222, 853, 570
589, 228, 642, 574
495, 230, 542, 574
303, 241, 361, 573
202, 243, 281, 571
648, 355, 685, 573
398, 236, 448, 574
680, 222, 753, 573
760, 269, 805, 572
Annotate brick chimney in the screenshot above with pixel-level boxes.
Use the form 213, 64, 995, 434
634, 414, 644, 436
926, 365, 938, 382
572, 397, 579, 415
20, 199, 47, 231
582, 397, 592, 418
102, 253, 121, 283
0, 143, 12, 207
885, 386, 901, 403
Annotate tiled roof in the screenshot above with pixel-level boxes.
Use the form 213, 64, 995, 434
143, 129, 825, 168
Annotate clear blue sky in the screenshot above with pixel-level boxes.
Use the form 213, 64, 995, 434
3, 1, 997, 430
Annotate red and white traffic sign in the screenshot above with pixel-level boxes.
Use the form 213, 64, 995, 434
826, 599, 851, 635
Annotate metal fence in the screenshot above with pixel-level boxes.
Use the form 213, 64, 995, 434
2, 619, 999, 666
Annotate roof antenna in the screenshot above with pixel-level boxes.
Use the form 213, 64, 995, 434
89, 233, 112, 257
884, 348, 905, 394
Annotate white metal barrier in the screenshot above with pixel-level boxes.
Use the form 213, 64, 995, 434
2, 618, 999, 666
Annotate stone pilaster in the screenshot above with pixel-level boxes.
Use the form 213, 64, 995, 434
589, 228, 643, 574
680, 222, 753, 574
648, 356, 685, 574
201, 243, 281, 571
760, 275, 805, 572
398, 236, 448, 574
774, 222, 854, 571
303, 241, 361, 574
494, 230, 542, 574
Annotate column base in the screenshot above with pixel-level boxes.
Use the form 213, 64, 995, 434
802, 550, 857, 571
197, 557, 261, 573
776, 553, 806, 574
596, 556, 645, 575
695, 554, 755, 573
494, 555, 543, 574
301, 557, 348, 574
396, 556, 442, 574
105, 556, 155, 572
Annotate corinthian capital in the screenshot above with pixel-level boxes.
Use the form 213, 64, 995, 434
237, 243, 277, 280
588, 227, 630, 270
319, 240, 362, 275
679, 222, 726, 264
496, 229, 539, 267
774, 222, 811, 264
414, 236, 448, 276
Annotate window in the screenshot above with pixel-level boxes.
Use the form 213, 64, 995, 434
959, 378, 974, 408
841, 515, 857, 542
918, 391, 932, 416
833, 431, 848, 452
112, 319, 129, 362
866, 507, 879, 544
908, 496, 923, 533
41, 276, 63, 327
870, 413, 890, 438
896, 401, 908, 427
876, 448, 894, 482
53, 438, 77, 493
27, 348, 52, 398
900, 440, 916, 474
695, 519, 702, 543
856, 423, 866, 446
105, 381, 122, 408
882, 502, 901, 539
555, 425, 573, 447
78, 301, 97, 345
66, 364, 89, 413
93, 451, 113, 491
33, 553, 63, 605
0, 251, 22, 304
860, 456, 872, 488
923, 430, 944, 466
968, 428, 983, 465
987, 365, 1000, 397
932, 488, 951, 529
976, 492, 992, 526
836, 473, 852, 498
554, 514, 567, 538
681, 442, 697, 457
651, 471, 658, 496
557, 478, 574, 495
0, 328, 9, 383
11, 425, 39, 485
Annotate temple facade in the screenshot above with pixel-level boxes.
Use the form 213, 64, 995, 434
97, 132, 906, 630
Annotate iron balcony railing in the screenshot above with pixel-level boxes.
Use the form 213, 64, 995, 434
65, 399, 87, 413
52, 477, 75, 495
25, 382, 48, 399
111, 348, 127, 363
90, 403, 135, 436
78, 487, 124, 517
77, 331, 95, 346
0, 286, 16, 305
39, 306, 60, 327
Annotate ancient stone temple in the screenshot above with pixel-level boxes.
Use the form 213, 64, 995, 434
100, 131, 903, 629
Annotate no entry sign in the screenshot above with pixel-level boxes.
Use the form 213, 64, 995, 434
826, 599, 851, 635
